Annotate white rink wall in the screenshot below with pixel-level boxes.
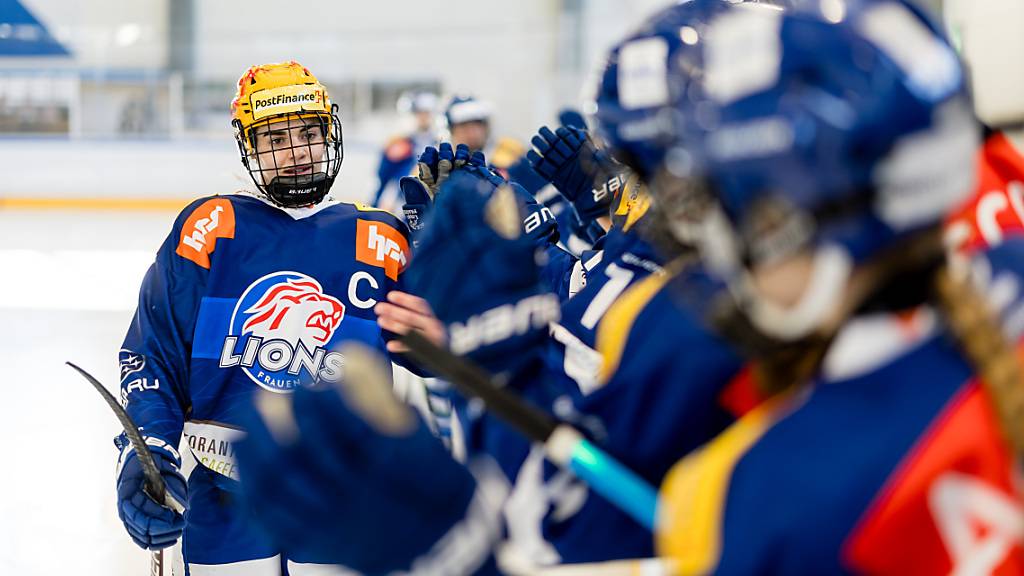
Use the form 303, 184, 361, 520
0, 136, 382, 205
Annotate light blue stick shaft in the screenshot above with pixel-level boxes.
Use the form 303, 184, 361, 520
568, 438, 659, 531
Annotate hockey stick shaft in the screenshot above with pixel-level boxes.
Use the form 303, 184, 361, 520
399, 331, 659, 530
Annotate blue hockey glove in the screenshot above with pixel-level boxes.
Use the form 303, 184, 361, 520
401, 143, 484, 241
235, 345, 506, 575
527, 125, 617, 222
406, 167, 561, 375
114, 436, 187, 550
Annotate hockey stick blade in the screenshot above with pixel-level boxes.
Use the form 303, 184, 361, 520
66, 361, 185, 514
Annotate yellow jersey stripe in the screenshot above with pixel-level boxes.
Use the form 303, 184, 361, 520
595, 258, 684, 384
656, 390, 802, 574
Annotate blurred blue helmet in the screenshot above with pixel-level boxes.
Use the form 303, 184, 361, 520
444, 95, 493, 127
593, 0, 979, 343
590, 0, 738, 180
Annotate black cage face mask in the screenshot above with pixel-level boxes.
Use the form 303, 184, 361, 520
235, 108, 344, 208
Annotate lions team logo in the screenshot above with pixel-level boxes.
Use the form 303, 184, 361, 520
219, 271, 346, 392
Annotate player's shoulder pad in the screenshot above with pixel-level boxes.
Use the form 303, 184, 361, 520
656, 390, 801, 574
172, 195, 237, 270
348, 202, 411, 234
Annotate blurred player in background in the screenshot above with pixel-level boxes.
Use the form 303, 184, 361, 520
113, 60, 413, 575
445, 93, 532, 179
444, 94, 492, 154
371, 90, 440, 215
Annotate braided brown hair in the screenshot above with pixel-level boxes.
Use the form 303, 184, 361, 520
934, 263, 1024, 454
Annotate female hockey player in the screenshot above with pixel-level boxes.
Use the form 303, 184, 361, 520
615, 1, 1024, 573
114, 60, 414, 575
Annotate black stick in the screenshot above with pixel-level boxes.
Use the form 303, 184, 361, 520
66, 362, 184, 514
399, 331, 558, 443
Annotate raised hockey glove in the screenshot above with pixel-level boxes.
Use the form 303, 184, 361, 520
528, 125, 617, 222
406, 167, 561, 375
235, 345, 506, 575
401, 143, 484, 241
114, 435, 187, 550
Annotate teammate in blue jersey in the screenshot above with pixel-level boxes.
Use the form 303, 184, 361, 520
370, 90, 439, 215
308, 93, 750, 569
114, 60, 415, 575
596, 1, 1024, 573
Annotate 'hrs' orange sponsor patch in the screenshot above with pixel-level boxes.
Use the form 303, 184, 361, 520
356, 219, 408, 281
175, 198, 236, 269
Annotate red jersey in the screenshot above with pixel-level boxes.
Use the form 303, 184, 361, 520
948, 132, 1024, 253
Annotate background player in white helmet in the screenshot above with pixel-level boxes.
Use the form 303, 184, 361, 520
444, 94, 492, 154
114, 60, 415, 575
443, 94, 530, 177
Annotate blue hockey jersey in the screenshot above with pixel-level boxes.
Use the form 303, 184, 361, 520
119, 193, 411, 491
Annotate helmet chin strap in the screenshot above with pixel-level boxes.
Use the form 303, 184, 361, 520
263, 172, 332, 208
741, 243, 853, 342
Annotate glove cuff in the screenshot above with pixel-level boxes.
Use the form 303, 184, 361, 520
115, 433, 182, 478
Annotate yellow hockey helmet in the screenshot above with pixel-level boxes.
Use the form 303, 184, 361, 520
230, 61, 344, 207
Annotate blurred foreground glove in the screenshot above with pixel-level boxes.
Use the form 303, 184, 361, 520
407, 167, 561, 375
528, 125, 618, 222
114, 435, 187, 550
401, 143, 484, 242
235, 345, 506, 575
